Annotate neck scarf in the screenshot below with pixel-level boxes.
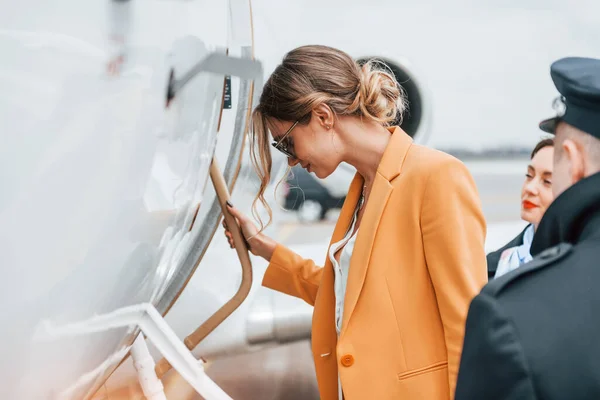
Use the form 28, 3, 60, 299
494, 224, 535, 278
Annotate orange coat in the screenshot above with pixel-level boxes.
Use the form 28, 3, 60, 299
262, 127, 487, 400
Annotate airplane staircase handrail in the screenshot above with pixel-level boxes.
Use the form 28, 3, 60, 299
153, 0, 260, 380
154, 158, 253, 378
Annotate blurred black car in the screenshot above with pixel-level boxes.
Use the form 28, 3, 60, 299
283, 166, 346, 222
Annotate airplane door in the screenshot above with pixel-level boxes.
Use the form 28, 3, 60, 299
0, 1, 258, 398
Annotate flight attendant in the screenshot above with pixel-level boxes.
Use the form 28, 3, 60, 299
223, 45, 487, 400
486, 138, 554, 278
456, 55, 600, 400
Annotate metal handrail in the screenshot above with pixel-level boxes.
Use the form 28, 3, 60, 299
154, 159, 253, 378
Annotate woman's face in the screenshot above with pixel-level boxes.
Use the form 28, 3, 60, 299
521, 146, 554, 227
268, 115, 343, 179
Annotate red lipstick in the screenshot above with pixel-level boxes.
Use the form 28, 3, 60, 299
522, 200, 538, 209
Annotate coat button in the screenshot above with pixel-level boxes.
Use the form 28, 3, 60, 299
340, 354, 354, 367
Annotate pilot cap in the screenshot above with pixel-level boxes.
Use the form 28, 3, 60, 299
539, 57, 600, 139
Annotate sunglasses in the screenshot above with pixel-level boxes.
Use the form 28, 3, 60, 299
271, 120, 299, 159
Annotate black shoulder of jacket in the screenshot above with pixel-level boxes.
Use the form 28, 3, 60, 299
482, 242, 574, 297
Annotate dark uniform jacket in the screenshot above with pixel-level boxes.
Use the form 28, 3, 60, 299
456, 171, 600, 399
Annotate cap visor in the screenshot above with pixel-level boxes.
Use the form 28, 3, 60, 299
539, 117, 559, 134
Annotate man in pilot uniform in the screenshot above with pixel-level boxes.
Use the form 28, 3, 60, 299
455, 56, 600, 399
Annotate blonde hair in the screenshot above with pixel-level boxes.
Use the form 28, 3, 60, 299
249, 45, 408, 230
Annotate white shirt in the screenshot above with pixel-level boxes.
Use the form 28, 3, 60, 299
328, 195, 363, 400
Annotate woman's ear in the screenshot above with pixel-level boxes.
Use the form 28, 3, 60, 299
312, 104, 334, 129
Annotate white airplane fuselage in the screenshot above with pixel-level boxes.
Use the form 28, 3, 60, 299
1, 0, 599, 399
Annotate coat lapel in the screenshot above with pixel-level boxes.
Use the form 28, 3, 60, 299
340, 127, 413, 337
330, 173, 365, 244
312, 173, 364, 342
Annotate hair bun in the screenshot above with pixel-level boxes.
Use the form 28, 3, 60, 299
353, 60, 408, 126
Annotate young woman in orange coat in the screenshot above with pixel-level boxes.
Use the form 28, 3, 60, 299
223, 45, 487, 400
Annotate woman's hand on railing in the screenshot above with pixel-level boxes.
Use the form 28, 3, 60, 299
222, 202, 276, 261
